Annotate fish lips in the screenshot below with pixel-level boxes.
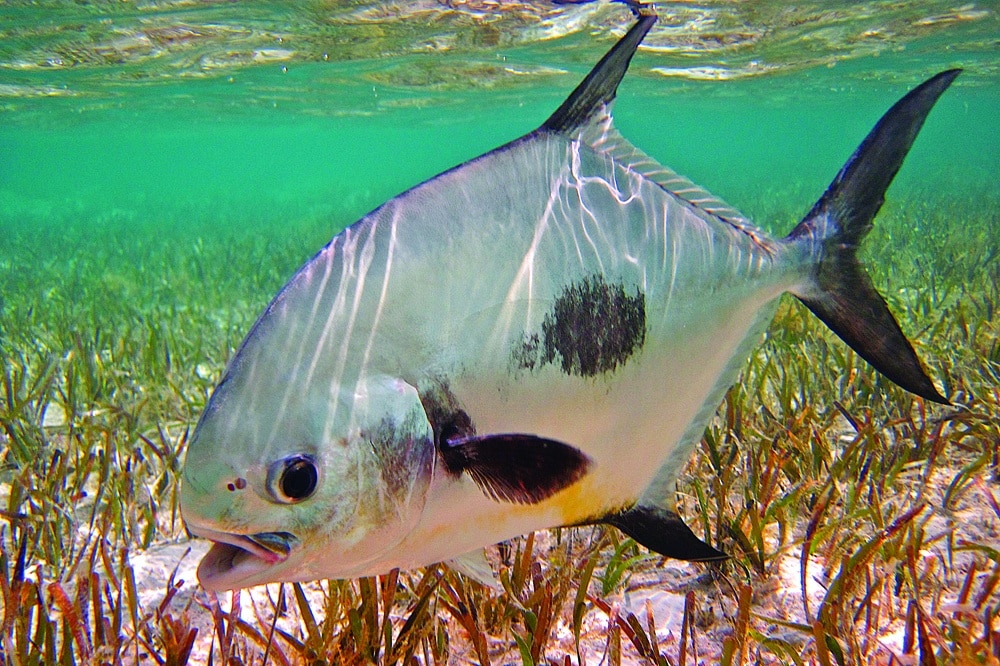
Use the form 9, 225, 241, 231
193, 528, 300, 591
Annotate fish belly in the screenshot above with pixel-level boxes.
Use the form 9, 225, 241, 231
384, 295, 780, 568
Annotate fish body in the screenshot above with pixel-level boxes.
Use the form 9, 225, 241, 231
181, 12, 953, 591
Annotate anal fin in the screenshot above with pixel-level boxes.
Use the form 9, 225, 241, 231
603, 504, 727, 562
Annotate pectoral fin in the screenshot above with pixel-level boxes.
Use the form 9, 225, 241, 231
440, 434, 591, 505
604, 504, 727, 562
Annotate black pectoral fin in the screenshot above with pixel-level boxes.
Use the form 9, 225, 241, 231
604, 504, 728, 562
441, 434, 591, 505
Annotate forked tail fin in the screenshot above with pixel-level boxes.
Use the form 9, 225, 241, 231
786, 70, 960, 404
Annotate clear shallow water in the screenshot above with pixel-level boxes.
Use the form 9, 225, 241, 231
1, 6, 998, 661
0, 1, 998, 333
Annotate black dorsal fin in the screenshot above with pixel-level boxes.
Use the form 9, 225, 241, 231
541, 12, 656, 135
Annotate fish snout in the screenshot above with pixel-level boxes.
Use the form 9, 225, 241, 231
191, 527, 301, 591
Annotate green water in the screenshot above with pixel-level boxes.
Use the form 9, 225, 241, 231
2, 6, 999, 662
1, 1, 998, 365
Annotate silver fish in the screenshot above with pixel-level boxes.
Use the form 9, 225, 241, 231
180, 11, 953, 591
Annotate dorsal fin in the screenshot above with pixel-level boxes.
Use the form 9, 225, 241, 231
541, 10, 761, 237
584, 117, 758, 231
541, 13, 657, 134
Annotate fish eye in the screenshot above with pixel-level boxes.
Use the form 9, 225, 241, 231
267, 455, 319, 503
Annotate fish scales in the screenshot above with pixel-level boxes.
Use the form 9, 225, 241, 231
204, 132, 789, 505
181, 10, 954, 590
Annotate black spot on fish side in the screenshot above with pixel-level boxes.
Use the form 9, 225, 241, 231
515, 276, 646, 377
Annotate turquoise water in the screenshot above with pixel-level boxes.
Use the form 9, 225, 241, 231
2, 2, 997, 217
2, 6, 998, 662
1, 2, 998, 359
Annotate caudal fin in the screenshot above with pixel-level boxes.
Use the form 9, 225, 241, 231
786, 70, 960, 405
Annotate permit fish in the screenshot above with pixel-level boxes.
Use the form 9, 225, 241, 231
180, 10, 954, 591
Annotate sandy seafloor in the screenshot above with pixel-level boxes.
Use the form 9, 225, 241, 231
119, 423, 997, 663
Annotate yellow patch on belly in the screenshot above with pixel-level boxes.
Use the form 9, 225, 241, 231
534, 473, 633, 527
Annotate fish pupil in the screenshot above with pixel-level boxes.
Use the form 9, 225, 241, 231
281, 457, 318, 501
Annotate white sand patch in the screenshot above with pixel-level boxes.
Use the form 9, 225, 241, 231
129, 539, 207, 612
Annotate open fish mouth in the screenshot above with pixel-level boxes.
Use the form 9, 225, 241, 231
193, 528, 299, 591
